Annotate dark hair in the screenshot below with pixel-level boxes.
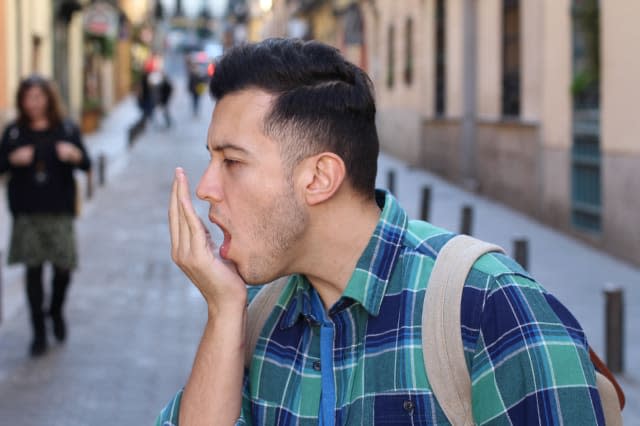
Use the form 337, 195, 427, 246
210, 38, 379, 198
16, 74, 65, 129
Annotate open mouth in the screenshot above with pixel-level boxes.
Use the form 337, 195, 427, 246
209, 215, 232, 260
220, 229, 231, 259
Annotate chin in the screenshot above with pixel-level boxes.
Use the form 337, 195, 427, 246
239, 266, 283, 286
240, 272, 268, 286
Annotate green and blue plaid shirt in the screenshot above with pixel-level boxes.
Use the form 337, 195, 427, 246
157, 190, 604, 425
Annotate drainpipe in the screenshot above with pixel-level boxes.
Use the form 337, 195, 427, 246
460, 0, 477, 190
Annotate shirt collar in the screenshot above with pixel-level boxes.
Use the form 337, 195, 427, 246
280, 190, 408, 328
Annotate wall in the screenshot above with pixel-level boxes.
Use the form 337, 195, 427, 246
421, 118, 461, 180
3, 0, 18, 121
476, 0, 500, 120
476, 122, 540, 214
68, 13, 84, 120
520, 0, 542, 122
376, 0, 437, 166
600, 0, 640, 265
20, 0, 53, 76
0, 0, 9, 116
311, 2, 337, 46
539, 0, 572, 228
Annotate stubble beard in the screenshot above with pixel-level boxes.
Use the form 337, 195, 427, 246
242, 182, 308, 284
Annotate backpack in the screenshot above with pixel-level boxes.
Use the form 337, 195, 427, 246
246, 235, 625, 425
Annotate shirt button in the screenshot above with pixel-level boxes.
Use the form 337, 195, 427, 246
403, 400, 415, 413
312, 361, 321, 371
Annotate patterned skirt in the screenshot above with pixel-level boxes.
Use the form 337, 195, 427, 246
8, 214, 77, 269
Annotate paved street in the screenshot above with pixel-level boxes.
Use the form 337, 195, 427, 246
0, 77, 638, 424
0, 80, 214, 424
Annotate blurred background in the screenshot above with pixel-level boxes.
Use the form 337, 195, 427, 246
0, 0, 638, 424
0, 0, 637, 265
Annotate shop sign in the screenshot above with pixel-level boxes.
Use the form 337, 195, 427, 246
83, 1, 118, 38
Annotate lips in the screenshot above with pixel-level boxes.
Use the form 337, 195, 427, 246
209, 215, 232, 260
220, 229, 231, 259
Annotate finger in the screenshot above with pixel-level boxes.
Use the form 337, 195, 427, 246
177, 169, 209, 252
199, 217, 216, 253
168, 172, 180, 257
176, 168, 192, 255
181, 182, 208, 249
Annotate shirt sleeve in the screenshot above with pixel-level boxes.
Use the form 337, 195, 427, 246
155, 375, 252, 426
155, 389, 183, 426
470, 273, 605, 425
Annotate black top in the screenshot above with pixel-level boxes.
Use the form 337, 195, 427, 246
0, 120, 91, 216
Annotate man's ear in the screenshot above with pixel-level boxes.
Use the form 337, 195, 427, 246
298, 153, 346, 206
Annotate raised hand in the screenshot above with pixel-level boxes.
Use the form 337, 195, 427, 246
169, 167, 247, 315
8, 145, 35, 166
55, 141, 82, 164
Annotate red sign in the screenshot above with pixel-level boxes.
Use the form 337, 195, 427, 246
83, 2, 118, 38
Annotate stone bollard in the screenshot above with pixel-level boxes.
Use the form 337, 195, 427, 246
86, 168, 94, 200
98, 154, 106, 187
387, 170, 396, 195
0, 250, 3, 324
604, 285, 624, 373
420, 186, 432, 222
460, 205, 473, 236
513, 238, 529, 271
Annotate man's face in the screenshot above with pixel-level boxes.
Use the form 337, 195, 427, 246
196, 89, 308, 284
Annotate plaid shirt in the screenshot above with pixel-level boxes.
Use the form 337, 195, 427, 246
157, 190, 604, 425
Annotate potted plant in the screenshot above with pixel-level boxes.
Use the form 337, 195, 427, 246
81, 97, 103, 133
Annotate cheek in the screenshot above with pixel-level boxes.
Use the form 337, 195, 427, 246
235, 194, 271, 236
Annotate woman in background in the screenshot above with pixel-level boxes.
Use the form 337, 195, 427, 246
0, 75, 91, 357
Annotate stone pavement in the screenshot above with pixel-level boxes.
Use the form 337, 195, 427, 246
0, 79, 638, 423
0, 81, 215, 425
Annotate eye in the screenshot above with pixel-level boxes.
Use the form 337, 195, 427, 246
223, 158, 239, 167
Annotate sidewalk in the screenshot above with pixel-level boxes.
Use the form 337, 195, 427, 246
376, 153, 640, 421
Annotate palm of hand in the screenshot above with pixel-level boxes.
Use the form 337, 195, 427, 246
9, 146, 34, 166
169, 168, 248, 314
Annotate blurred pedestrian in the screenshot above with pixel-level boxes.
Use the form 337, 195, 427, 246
155, 72, 173, 128
187, 62, 206, 117
137, 69, 155, 124
0, 75, 91, 357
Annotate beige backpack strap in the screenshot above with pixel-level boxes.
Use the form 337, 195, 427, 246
422, 234, 504, 425
245, 276, 289, 368
595, 372, 623, 426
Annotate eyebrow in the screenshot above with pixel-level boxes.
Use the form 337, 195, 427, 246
206, 143, 250, 155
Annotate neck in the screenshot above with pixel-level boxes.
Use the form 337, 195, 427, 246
295, 190, 381, 310
30, 118, 49, 130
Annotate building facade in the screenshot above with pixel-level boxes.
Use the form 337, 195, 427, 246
0, 0, 55, 124
369, 0, 640, 267
233, 0, 640, 266
0, 0, 138, 131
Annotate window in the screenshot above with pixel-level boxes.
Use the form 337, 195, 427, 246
435, 0, 446, 115
404, 18, 413, 85
387, 24, 395, 89
502, 0, 520, 117
571, 0, 601, 232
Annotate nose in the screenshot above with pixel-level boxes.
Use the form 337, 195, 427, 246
196, 163, 223, 203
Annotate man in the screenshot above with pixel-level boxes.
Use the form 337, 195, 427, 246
158, 38, 604, 425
